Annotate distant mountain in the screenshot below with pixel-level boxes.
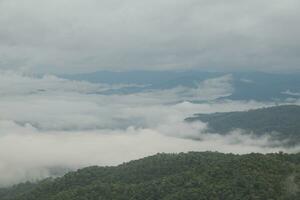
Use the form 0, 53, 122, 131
186, 105, 300, 144
1, 152, 299, 200
62, 71, 300, 101
230, 72, 300, 101
62, 70, 221, 86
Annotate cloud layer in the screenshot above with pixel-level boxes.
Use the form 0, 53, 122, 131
0, 71, 299, 186
1, 0, 300, 73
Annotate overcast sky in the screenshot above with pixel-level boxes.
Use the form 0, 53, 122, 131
1, 0, 300, 74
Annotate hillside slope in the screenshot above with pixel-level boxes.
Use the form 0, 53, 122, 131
1, 152, 300, 200
186, 105, 300, 143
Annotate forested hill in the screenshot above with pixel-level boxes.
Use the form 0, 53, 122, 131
185, 105, 300, 143
1, 152, 300, 200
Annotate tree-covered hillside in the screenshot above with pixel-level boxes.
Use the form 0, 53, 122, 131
185, 105, 300, 143
1, 152, 299, 200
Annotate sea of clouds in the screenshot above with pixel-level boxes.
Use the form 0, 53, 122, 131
0, 71, 299, 186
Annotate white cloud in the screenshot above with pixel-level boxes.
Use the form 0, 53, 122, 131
0, 70, 134, 96
0, 71, 299, 186
1, 121, 298, 186
141, 74, 234, 102
240, 78, 254, 83
283, 90, 300, 97
0, 72, 236, 130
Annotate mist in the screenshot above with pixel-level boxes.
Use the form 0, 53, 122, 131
0, 71, 299, 186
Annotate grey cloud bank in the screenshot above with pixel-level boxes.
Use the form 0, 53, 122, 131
0, 0, 300, 73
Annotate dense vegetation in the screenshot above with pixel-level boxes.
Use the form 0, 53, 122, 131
1, 152, 299, 200
185, 105, 300, 144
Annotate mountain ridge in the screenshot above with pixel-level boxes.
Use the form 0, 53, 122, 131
185, 105, 300, 144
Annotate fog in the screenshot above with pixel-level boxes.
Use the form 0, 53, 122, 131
0, 71, 299, 186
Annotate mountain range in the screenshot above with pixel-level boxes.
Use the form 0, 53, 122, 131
62, 71, 300, 101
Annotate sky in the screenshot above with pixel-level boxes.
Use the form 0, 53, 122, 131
0, 0, 300, 74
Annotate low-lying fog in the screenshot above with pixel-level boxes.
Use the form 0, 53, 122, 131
0, 71, 299, 186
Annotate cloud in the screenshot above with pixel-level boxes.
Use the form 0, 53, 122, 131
283, 90, 300, 97
0, 71, 299, 186
240, 78, 254, 83
142, 74, 234, 102
1, 121, 299, 187
0, 70, 136, 96
0, 72, 236, 131
0, 0, 300, 73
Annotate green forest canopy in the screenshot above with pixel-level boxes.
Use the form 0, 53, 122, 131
1, 152, 299, 200
185, 105, 300, 143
